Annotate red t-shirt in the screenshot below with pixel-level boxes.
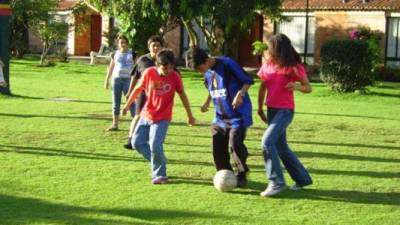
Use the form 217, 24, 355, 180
257, 63, 306, 109
139, 67, 184, 122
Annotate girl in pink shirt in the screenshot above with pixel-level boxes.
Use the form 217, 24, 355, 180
257, 33, 313, 197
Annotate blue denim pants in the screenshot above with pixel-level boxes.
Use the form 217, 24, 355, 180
261, 108, 312, 187
131, 119, 170, 179
111, 77, 135, 117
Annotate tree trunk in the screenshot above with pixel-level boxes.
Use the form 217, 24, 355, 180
40, 42, 50, 66
181, 18, 198, 48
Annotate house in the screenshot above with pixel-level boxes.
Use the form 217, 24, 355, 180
29, 0, 112, 56
262, 0, 400, 67
165, 0, 400, 67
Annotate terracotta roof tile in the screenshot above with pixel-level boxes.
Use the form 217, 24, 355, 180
282, 0, 400, 10
57, 0, 79, 11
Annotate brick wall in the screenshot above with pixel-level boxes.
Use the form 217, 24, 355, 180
314, 11, 386, 63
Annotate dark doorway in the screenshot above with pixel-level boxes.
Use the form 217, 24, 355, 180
238, 15, 263, 68
90, 15, 102, 52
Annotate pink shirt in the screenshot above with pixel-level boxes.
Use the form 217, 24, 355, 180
257, 63, 306, 109
139, 67, 184, 122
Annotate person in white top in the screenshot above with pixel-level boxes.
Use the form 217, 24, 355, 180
0, 59, 7, 88
104, 36, 137, 131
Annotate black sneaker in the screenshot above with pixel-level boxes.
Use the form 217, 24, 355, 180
123, 138, 133, 150
123, 142, 133, 150
236, 172, 247, 188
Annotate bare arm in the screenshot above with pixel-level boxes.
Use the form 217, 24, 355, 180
122, 84, 143, 116
232, 83, 251, 109
285, 76, 312, 93
201, 94, 211, 112
104, 60, 115, 89
257, 82, 268, 124
178, 91, 196, 126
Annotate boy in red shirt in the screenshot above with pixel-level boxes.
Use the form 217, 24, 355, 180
122, 49, 195, 184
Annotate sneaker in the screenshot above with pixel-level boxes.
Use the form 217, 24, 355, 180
107, 125, 118, 131
152, 176, 169, 184
236, 172, 247, 188
123, 142, 133, 150
290, 182, 312, 191
260, 185, 287, 197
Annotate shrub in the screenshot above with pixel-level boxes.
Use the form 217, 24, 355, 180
373, 64, 400, 82
349, 26, 382, 67
320, 39, 374, 92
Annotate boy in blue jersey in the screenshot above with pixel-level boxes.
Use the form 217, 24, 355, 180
186, 48, 254, 187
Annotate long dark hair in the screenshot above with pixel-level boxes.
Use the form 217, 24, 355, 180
267, 33, 301, 68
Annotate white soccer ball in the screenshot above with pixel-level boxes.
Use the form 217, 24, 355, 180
213, 169, 237, 192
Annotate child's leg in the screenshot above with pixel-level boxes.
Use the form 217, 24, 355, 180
149, 120, 170, 179
276, 132, 312, 186
131, 119, 151, 161
261, 109, 293, 187
122, 78, 136, 117
229, 127, 249, 173
111, 78, 123, 128
211, 125, 232, 171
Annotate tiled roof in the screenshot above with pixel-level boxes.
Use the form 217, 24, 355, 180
282, 0, 400, 10
57, 0, 79, 11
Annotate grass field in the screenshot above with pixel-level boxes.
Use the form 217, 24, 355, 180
0, 58, 399, 225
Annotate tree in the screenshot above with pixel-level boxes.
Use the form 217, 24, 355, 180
9, 0, 59, 58
143, 0, 281, 55
90, 0, 170, 53
30, 19, 68, 65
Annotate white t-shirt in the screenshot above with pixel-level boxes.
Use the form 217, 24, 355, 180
112, 50, 135, 79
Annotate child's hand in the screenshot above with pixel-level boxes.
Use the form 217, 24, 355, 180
122, 106, 128, 116
0, 81, 7, 88
104, 80, 109, 90
257, 109, 268, 124
200, 103, 209, 112
285, 82, 300, 91
187, 116, 196, 126
232, 92, 244, 109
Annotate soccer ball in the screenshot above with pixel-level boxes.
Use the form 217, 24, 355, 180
213, 169, 237, 192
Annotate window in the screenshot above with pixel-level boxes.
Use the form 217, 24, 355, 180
386, 17, 400, 67
275, 14, 315, 64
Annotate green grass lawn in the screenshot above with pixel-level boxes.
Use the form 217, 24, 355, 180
0, 58, 399, 225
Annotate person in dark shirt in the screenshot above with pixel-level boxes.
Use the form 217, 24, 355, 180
123, 35, 164, 149
186, 47, 254, 187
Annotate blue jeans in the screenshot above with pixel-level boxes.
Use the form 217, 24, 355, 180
111, 77, 135, 117
261, 108, 312, 187
131, 119, 170, 179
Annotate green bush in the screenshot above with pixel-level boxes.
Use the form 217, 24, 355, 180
320, 39, 374, 92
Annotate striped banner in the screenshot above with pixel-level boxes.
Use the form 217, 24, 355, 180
0, 4, 11, 16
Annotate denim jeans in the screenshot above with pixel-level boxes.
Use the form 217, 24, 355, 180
261, 108, 312, 187
111, 77, 135, 117
131, 119, 170, 179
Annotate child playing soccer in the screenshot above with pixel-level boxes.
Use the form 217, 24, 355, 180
257, 33, 313, 197
186, 47, 254, 187
122, 49, 195, 184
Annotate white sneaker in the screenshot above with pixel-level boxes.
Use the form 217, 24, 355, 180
290, 184, 303, 191
260, 185, 287, 197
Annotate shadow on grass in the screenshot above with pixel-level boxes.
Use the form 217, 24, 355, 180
0, 194, 226, 224
9, 94, 111, 105
168, 176, 212, 186
366, 91, 400, 98
276, 188, 400, 206
0, 144, 140, 162
294, 140, 400, 151
308, 168, 400, 179
0, 112, 110, 121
